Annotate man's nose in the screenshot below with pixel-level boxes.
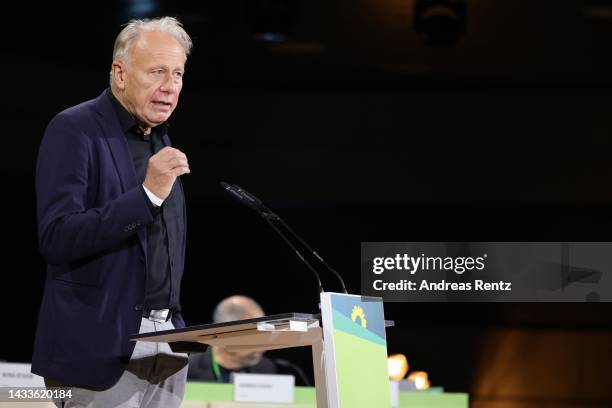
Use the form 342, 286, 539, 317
160, 73, 179, 93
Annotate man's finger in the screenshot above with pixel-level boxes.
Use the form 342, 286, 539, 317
156, 146, 186, 158
173, 166, 190, 176
168, 157, 189, 167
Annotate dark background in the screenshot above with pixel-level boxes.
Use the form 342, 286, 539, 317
2, 0, 612, 406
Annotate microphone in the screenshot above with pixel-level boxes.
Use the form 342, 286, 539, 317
273, 358, 312, 386
219, 182, 267, 212
219, 181, 348, 295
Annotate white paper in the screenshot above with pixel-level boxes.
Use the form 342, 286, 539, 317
233, 373, 295, 404
0, 363, 45, 387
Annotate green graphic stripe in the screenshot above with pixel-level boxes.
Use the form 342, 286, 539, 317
185, 382, 317, 405
334, 328, 392, 407
332, 309, 386, 346
184, 382, 469, 407
399, 392, 469, 408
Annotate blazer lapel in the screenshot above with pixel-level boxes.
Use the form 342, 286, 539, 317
93, 91, 147, 256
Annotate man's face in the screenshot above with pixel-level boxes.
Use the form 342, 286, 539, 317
235, 350, 264, 368
113, 30, 185, 129
217, 348, 264, 369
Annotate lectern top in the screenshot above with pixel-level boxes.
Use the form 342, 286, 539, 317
129, 312, 319, 342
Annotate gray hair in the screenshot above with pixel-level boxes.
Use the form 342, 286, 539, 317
110, 17, 192, 84
213, 296, 265, 323
113, 16, 192, 61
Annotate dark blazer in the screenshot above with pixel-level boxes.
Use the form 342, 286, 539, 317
32, 90, 186, 390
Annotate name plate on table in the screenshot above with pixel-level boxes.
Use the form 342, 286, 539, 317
390, 381, 399, 408
233, 373, 295, 404
0, 363, 44, 387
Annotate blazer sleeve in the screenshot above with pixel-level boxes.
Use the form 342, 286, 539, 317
36, 112, 154, 265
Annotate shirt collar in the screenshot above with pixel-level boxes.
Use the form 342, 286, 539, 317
106, 88, 169, 136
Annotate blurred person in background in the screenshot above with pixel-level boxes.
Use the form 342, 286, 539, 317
188, 295, 278, 382
188, 295, 312, 385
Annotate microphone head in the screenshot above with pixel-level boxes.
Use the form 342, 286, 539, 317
233, 184, 263, 206
219, 181, 274, 217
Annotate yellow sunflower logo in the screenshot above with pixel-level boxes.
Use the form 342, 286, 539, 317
351, 305, 367, 329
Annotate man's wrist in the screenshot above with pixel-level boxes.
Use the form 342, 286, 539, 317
142, 184, 164, 207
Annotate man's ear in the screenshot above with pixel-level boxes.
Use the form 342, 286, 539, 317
111, 60, 126, 90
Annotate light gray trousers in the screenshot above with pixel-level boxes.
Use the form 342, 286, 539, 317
47, 317, 188, 408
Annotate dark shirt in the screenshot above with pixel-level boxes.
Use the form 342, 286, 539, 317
187, 350, 279, 383
107, 89, 185, 311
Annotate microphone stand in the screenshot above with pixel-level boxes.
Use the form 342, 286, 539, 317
261, 211, 324, 295
220, 182, 348, 297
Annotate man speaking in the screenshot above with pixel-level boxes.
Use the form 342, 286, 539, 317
33, 17, 193, 407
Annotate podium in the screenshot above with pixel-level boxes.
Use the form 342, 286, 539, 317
131, 293, 393, 408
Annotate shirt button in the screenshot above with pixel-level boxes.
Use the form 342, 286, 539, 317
134, 304, 143, 311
